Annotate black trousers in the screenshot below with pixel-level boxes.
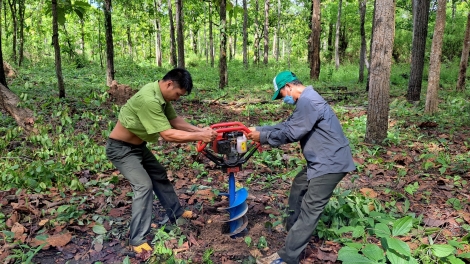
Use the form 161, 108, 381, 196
105, 138, 184, 246
278, 168, 346, 264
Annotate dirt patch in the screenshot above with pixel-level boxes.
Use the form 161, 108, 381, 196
107, 80, 136, 106
3, 61, 16, 79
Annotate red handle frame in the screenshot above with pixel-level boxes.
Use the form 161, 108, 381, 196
196, 122, 258, 152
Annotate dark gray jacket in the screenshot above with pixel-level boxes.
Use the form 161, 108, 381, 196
257, 86, 356, 180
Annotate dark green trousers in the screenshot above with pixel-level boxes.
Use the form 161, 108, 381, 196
105, 138, 184, 246
278, 169, 346, 264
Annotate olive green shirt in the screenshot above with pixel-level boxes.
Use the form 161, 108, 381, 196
118, 81, 177, 142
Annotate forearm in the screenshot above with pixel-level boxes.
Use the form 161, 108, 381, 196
160, 129, 207, 143
170, 116, 203, 132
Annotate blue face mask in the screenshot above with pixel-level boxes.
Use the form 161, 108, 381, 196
283, 89, 296, 105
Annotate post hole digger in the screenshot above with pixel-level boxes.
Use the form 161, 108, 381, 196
196, 122, 261, 237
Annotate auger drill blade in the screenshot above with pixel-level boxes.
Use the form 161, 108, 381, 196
228, 215, 249, 237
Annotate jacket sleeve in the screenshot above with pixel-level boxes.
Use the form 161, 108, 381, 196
259, 100, 321, 147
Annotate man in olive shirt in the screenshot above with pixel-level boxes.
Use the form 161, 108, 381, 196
106, 68, 217, 254
249, 71, 356, 264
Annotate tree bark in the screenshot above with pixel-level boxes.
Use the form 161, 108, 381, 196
52, 0, 65, 98
209, 1, 214, 67
365, 0, 395, 144
154, 0, 162, 67
309, 0, 321, 80
425, 0, 446, 114
366, 0, 377, 91
456, 12, 470, 91
243, 0, 248, 68
126, 25, 133, 61
104, 0, 115, 86
234, 0, 238, 60
18, 0, 24, 66
176, 0, 185, 68
253, 0, 260, 65
0, 0, 7, 88
275, 0, 280, 61
0, 84, 35, 132
7, 0, 17, 65
219, 0, 228, 88
407, 0, 430, 102
168, 0, 177, 67
263, 0, 269, 65
358, 0, 367, 83
334, 0, 342, 70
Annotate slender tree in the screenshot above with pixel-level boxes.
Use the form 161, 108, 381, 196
425, 0, 447, 114
263, 0, 269, 65
407, 0, 431, 102
253, 0, 260, 64
154, 0, 162, 66
176, 0, 185, 68
242, 0, 248, 68
17, 0, 24, 66
365, 0, 395, 144
104, 0, 115, 86
0, 0, 7, 88
209, 1, 214, 67
7, 0, 17, 64
219, 0, 228, 88
334, 0, 342, 70
309, 0, 321, 80
168, 0, 177, 67
358, 0, 367, 83
456, 11, 470, 91
52, 0, 65, 97
275, 0, 280, 61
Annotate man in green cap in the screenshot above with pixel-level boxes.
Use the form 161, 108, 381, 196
248, 71, 356, 264
106, 68, 218, 254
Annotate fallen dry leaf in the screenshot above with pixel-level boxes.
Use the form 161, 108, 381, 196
39, 219, 49, 226
47, 232, 72, 247
360, 188, 378, 198
250, 249, 263, 258
11, 222, 26, 240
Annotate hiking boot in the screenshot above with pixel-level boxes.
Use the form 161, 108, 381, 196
132, 242, 152, 254
256, 253, 286, 264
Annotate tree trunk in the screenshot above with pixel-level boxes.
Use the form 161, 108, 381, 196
209, 1, 214, 67
176, 0, 185, 68
18, 0, 24, 66
8, 0, 17, 65
0, 84, 35, 132
98, 14, 103, 68
253, 0, 260, 65
219, 0, 228, 89
334, 0, 342, 70
154, 0, 162, 67
358, 0, 367, 83
52, 0, 65, 98
0, 0, 7, 88
309, 0, 321, 80
275, 0, 280, 61
365, 0, 395, 144
234, 0, 238, 61
425, 0, 446, 114
366, 0, 377, 91
80, 19, 85, 55
243, 0, 248, 68
327, 21, 333, 61
104, 0, 115, 86
456, 11, 470, 91
407, 0, 430, 102
263, 0, 269, 65
168, 0, 177, 67
127, 25, 133, 61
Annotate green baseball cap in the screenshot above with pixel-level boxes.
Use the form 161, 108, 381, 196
272, 71, 298, 100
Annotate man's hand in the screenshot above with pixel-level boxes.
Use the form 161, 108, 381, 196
247, 131, 261, 142
200, 128, 218, 143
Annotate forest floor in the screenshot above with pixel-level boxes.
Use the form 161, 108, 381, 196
1, 98, 469, 264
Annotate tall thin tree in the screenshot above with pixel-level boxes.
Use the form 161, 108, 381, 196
209, 1, 214, 67
176, 0, 185, 68
219, 0, 228, 88
154, 0, 162, 67
104, 0, 115, 86
253, 0, 260, 64
52, 0, 65, 97
310, 0, 321, 80
456, 11, 470, 91
365, 0, 395, 144
334, 0, 343, 70
358, 0, 367, 83
242, 0, 248, 68
168, 0, 177, 67
263, 0, 269, 65
407, 0, 431, 102
425, 0, 447, 114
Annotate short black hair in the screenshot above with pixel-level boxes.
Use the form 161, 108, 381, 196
161, 68, 193, 95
